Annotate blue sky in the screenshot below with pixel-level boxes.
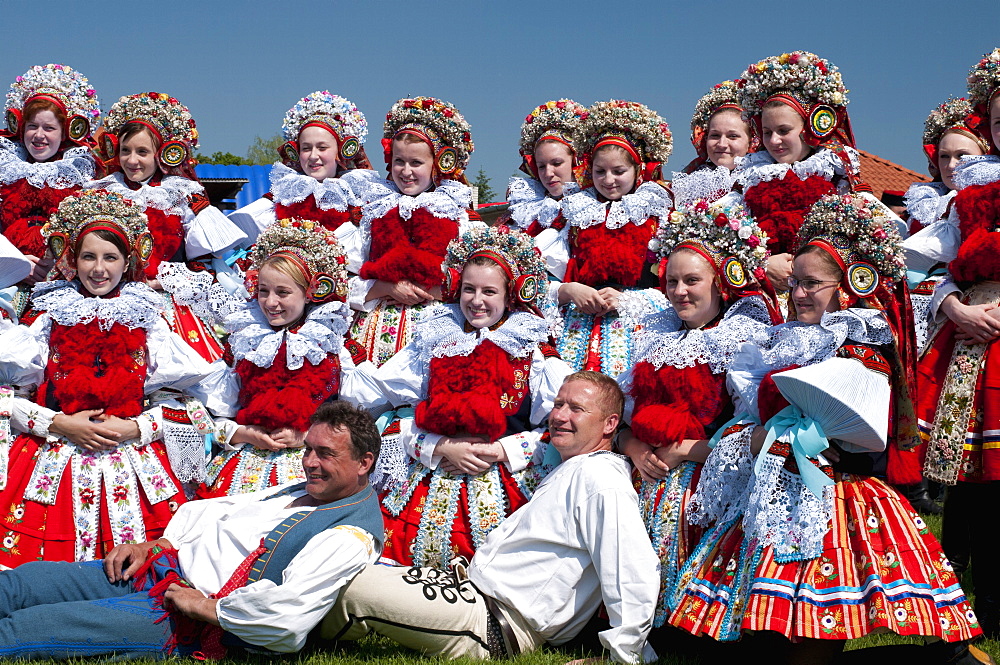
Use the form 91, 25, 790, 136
4, 1, 995, 195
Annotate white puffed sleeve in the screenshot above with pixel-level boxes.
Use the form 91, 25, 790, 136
397, 418, 444, 468
527, 348, 572, 428
903, 207, 960, 275
929, 276, 962, 323
0, 235, 30, 289
144, 318, 214, 393
187, 358, 241, 418
535, 225, 569, 281
0, 315, 48, 388
373, 345, 428, 408
347, 276, 379, 312
10, 396, 56, 438
226, 197, 277, 245
339, 357, 391, 415
336, 222, 363, 274
182, 204, 248, 258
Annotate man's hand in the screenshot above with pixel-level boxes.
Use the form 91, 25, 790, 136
103, 538, 171, 583
164, 584, 220, 626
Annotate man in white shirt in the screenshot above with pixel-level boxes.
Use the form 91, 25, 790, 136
323, 371, 659, 664
0, 401, 383, 660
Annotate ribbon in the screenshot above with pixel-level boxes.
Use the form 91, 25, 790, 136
707, 413, 751, 450
757, 405, 834, 499
0, 287, 17, 322
906, 268, 929, 291
211, 253, 250, 299
376, 406, 415, 434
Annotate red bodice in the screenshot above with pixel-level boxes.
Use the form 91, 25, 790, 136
0, 179, 78, 257
565, 218, 657, 288
359, 207, 461, 289
274, 198, 359, 233
743, 173, 836, 255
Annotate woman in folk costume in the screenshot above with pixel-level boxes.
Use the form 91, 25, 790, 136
0, 190, 212, 566
86, 92, 247, 362
0, 64, 100, 309
616, 198, 778, 628
668, 194, 984, 664
729, 51, 897, 297
670, 80, 756, 208
917, 47, 1000, 640
904, 97, 991, 350
554, 100, 673, 377
195, 218, 368, 496
365, 225, 571, 568
227, 91, 372, 245
347, 96, 483, 367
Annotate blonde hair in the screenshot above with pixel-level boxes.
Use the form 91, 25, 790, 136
563, 370, 624, 418
260, 254, 309, 290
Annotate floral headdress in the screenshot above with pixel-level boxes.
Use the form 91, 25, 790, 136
575, 100, 672, 187
738, 51, 855, 150
442, 225, 548, 312
684, 80, 757, 172
967, 48, 1000, 152
383, 97, 474, 186
247, 218, 349, 304
3, 64, 101, 147
921, 97, 989, 167
518, 99, 587, 179
652, 198, 770, 303
97, 92, 200, 178
42, 190, 152, 281
797, 192, 919, 485
278, 91, 370, 171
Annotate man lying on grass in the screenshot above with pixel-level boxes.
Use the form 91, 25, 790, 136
0, 401, 383, 660
323, 371, 659, 664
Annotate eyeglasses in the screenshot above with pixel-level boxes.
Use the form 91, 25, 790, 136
787, 277, 839, 293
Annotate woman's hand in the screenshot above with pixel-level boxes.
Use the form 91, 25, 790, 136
367, 280, 435, 306
619, 430, 669, 482
766, 253, 794, 293
50, 409, 121, 451
97, 415, 141, 441
270, 427, 306, 449
559, 282, 612, 315
436, 437, 495, 475
941, 295, 1000, 344
231, 424, 282, 451
22, 254, 53, 286
596, 287, 623, 312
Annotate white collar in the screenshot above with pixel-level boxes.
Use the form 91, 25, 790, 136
31, 280, 163, 331
0, 137, 95, 188
505, 176, 578, 230
903, 181, 953, 228
562, 181, 672, 230
84, 173, 203, 215
268, 162, 361, 211
413, 304, 549, 366
225, 299, 350, 370
347, 170, 472, 226
669, 165, 735, 208
732, 146, 858, 191
953, 154, 1000, 191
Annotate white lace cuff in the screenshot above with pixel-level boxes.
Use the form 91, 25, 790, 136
183, 205, 247, 258
227, 197, 276, 245
348, 276, 378, 312
10, 396, 54, 438
135, 407, 162, 445
496, 430, 540, 472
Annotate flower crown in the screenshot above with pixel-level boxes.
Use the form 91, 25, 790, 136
42, 190, 152, 280
384, 97, 473, 176
690, 80, 744, 141
652, 199, 770, 287
249, 218, 349, 303
576, 100, 673, 164
968, 48, 1000, 110
442, 225, 549, 310
98, 92, 199, 171
281, 91, 367, 144
4, 64, 101, 143
921, 96, 988, 155
738, 51, 848, 115
798, 194, 906, 290
519, 99, 587, 156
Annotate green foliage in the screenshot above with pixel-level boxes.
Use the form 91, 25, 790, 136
246, 135, 284, 165
471, 167, 496, 205
194, 151, 250, 166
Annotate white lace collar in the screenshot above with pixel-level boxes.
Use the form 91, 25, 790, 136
631, 296, 773, 374
506, 176, 578, 230
753, 308, 892, 372
0, 137, 95, 188
903, 181, 952, 227
224, 299, 349, 370
413, 304, 549, 366
669, 165, 735, 208
31, 280, 163, 331
84, 173, 202, 215
345, 169, 472, 226
562, 181, 672, 230
732, 146, 858, 191
953, 154, 1000, 190
268, 162, 360, 211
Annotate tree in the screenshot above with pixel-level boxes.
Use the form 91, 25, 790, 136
195, 151, 250, 166
471, 168, 496, 205
246, 135, 284, 165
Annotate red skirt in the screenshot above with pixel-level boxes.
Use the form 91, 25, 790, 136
379, 462, 529, 569
200, 447, 305, 498
0, 433, 185, 567
669, 473, 980, 643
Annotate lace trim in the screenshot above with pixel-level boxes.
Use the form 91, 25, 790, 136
225, 299, 349, 370
561, 181, 672, 230
0, 138, 94, 188
669, 165, 734, 208
505, 177, 578, 230
688, 424, 755, 527
268, 162, 360, 211
953, 154, 1000, 190
84, 173, 202, 215
157, 262, 244, 327
903, 181, 952, 228
733, 146, 858, 192
412, 304, 549, 368
616, 288, 670, 330
31, 281, 164, 331
631, 297, 773, 374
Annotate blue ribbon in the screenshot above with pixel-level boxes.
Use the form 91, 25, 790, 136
756, 405, 834, 499
211, 253, 250, 299
376, 407, 415, 435
707, 413, 752, 449
905, 268, 929, 290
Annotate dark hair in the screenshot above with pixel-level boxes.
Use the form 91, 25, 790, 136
794, 243, 844, 280
310, 401, 380, 470
563, 370, 625, 419
119, 121, 162, 150
72, 228, 137, 283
